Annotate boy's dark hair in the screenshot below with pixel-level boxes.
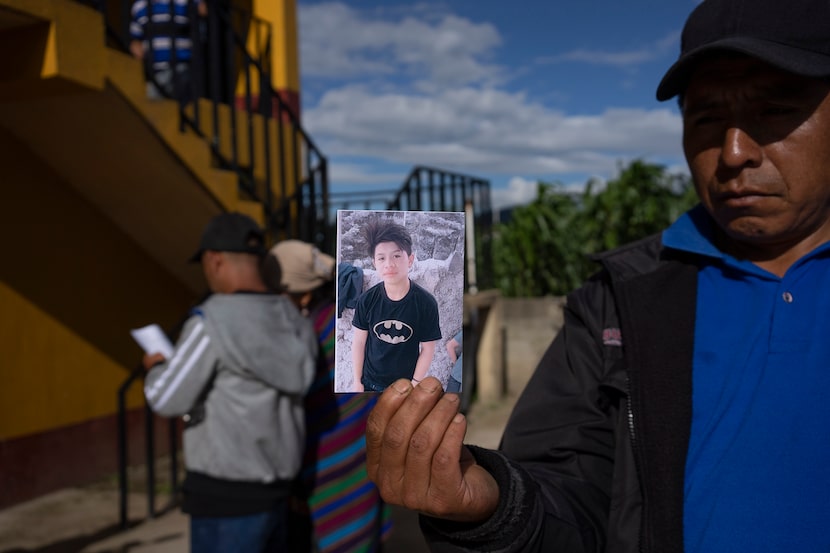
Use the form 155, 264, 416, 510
364, 218, 413, 258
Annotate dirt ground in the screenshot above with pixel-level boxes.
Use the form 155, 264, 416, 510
0, 460, 178, 553
0, 399, 522, 553
0, 395, 519, 553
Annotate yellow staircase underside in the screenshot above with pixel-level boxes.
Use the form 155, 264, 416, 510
0, 0, 272, 293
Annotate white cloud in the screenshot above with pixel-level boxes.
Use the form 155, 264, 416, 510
491, 177, 538, 210
489, 175, 601, 211
304, 86, 683, 176
299, 2, 504, 87
536, 31, 681, 69
298, 2, 688, 207
327, 162, 403, 186
550, 49, 656, 67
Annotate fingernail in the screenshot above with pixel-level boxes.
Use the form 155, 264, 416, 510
391, 380, 411, 394
453, 413, 465, 424
443, 393, 459, 404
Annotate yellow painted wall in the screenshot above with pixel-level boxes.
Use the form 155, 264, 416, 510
235, 0, 299, 101
0, 282, 143, 440
227, 0, 303, 215
260, 0, 299, 94
0, 128, 196, 441
0, 0, 106, 91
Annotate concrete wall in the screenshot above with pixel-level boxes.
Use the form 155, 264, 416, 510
475, 296, 564, 403
0, 128, 196, 508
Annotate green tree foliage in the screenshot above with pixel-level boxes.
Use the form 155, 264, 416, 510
493, 160, 698, 297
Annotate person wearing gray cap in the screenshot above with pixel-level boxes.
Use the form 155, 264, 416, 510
363, 0, 830, 551
142, 213, 318, 552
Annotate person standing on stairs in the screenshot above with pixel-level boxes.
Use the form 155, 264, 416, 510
129, 0, 206, 103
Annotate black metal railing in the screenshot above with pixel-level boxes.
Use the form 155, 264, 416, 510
116, 298, 201, 530
75, 0, 330, 250
391, 165, 490, 213
116, 367, 179, 529
195, 1, 329, 247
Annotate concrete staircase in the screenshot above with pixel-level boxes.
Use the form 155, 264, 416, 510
104, 47, 264, 222
0, 0, 282, 292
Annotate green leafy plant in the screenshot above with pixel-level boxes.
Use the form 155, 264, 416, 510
493, 160, 697, 297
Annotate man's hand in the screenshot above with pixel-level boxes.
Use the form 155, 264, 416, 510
366, 377, 500, 522
142, 352, 166, 371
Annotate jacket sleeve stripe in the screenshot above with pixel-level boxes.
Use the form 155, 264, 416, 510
153, 335, 211, 410
146, 321, 206, 402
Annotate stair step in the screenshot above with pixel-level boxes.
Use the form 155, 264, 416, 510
184, 100, 297, 202
105, 49, 146, 103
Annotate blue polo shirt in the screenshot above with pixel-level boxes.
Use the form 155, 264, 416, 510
662, 206, 830, 552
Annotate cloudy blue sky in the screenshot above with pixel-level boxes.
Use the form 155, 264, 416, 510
297, 1, 701, 210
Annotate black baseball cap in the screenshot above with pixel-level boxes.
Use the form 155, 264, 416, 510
656, 0, 830, 101
189, 212, 266, 263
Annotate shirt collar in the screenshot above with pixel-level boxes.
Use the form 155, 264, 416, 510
662, 204, 830, 276
662, 204, 724, 260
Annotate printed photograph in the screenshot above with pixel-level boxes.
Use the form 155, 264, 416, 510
334, 210, 465, 393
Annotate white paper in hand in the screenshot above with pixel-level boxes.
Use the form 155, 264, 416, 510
130, 324, 174, 358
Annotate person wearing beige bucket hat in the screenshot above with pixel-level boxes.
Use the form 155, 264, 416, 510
273, 240, 335, 293
264, 240, 392, 552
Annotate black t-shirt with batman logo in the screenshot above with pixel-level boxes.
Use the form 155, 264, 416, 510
352, 280, 441, 388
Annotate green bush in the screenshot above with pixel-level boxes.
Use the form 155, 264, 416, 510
494, 160, 698, 297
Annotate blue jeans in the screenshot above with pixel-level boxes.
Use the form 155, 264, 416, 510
190, 504, 286, 553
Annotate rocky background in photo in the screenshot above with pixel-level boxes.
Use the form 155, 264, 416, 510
335, 210, 465, 392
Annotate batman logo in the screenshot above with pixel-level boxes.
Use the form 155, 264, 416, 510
373, 320, 413, 344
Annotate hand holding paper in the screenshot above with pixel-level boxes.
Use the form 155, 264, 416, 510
130, 324, 174, 359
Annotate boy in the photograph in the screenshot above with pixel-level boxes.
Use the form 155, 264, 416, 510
351, 218, 442, 392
